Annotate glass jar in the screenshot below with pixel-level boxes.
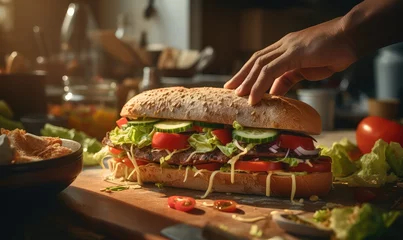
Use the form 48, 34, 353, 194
62, 76, 118, 140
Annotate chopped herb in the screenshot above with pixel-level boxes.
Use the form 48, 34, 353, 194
100, 185, 130, 192
155, 183, 164, 189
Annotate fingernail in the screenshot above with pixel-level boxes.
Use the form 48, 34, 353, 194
248, 96, 254, 105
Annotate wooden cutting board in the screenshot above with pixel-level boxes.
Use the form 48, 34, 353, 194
58, 131, 402, 240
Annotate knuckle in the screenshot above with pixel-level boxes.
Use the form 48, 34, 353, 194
255, 57, 265, 68
252, 50, 263, 59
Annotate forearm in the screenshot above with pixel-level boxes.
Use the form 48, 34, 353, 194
341, 0, 403, 57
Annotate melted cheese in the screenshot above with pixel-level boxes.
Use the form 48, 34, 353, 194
183, 166, 190, 182
200, 170, 220, 199
202, 202, 214, 207
228, 144, 252, 184
127, 168, 137, 180
127, 145, 142, 185
194, 169, 205, 177
124, 165, 129, 180
112, 162, 122, 177
265, 171, 273, 197
232, 214, 268, 223
107, 159, 113, 171
290, 174, 296, 203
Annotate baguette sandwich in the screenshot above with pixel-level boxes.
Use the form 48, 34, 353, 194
103, 87, 332, 200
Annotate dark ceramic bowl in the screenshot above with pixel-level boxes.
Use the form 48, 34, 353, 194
0, 139, 82, 197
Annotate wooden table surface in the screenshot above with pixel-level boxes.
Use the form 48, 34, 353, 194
5, 130, 401, 240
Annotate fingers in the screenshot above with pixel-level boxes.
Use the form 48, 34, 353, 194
224, 42, 281, 89
269, 70, 305, 96
248, 55, 297, 105
269, 67, 335, 96
235, 51, 282, 96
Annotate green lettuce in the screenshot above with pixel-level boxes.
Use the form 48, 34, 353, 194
320, 138, 358, 177
232, 121, 243, 130
278, 157, 300, 167
313, 209, 331, 223
188, 130, 219, 152
386, 142, 403, 177
189, 130, 238, 157
108, 125, 153, 148
339, 140, 398, 187
323, 204, 401, 240
217, 142, 238, 157
86, 146, 111, 166
41, 124, 103, 166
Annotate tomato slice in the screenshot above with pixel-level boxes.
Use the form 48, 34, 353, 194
288, 157, 331, 172
235, 161, 283, 172
213, 200, 237, 212
152, 132, 190, 151
195, 163, 222, 171
193, 126, 204, 132
116, 117, 128, 128
278, 134, 315, 150
121, 158, 149, 168
168, 196, 196, 212
109, 147, 123, 155
212, 129, 232, 145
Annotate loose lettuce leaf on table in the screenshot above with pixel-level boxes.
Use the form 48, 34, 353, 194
338, 139, 398, 187
316, 204, 401, 240
385, 142, 403, 177
320, 138, 358, 177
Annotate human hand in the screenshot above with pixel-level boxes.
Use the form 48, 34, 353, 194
224, 17, 357, 105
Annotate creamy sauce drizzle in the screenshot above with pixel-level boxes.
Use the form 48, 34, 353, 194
291, 174, 296, 203
232, 214, 268, 223
201, 170, 220, 199
183, 166, 190, 182
266, 171, 273, 197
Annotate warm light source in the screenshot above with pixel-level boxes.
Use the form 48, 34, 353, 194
67, 6, 75, 16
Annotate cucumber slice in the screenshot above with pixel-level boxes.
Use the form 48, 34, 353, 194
127, 118, 160, 127
233, 128, 278, 144
194, 121, 224, 129
154, 120, 193, 133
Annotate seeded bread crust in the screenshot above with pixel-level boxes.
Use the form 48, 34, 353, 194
121, 87, 322, 135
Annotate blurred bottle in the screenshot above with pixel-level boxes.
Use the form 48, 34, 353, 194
139, 67, 161, 92
60, 2, 102, 81
115, 13, 136, 46
374, 42, 403, 100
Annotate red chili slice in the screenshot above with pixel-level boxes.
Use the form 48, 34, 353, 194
168, 196, 196, 212
213, 200, 237, 212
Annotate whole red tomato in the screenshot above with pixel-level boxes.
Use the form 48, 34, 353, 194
356, 116, 403, 154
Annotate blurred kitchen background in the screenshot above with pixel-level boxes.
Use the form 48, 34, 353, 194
0, 0, 402, 139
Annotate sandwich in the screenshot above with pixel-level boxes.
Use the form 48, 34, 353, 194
102, 87, 332, 201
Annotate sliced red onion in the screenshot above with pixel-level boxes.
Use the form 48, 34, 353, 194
294, 146, 320, 156
271, 144, 280, 150
269, 147, 278, 153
